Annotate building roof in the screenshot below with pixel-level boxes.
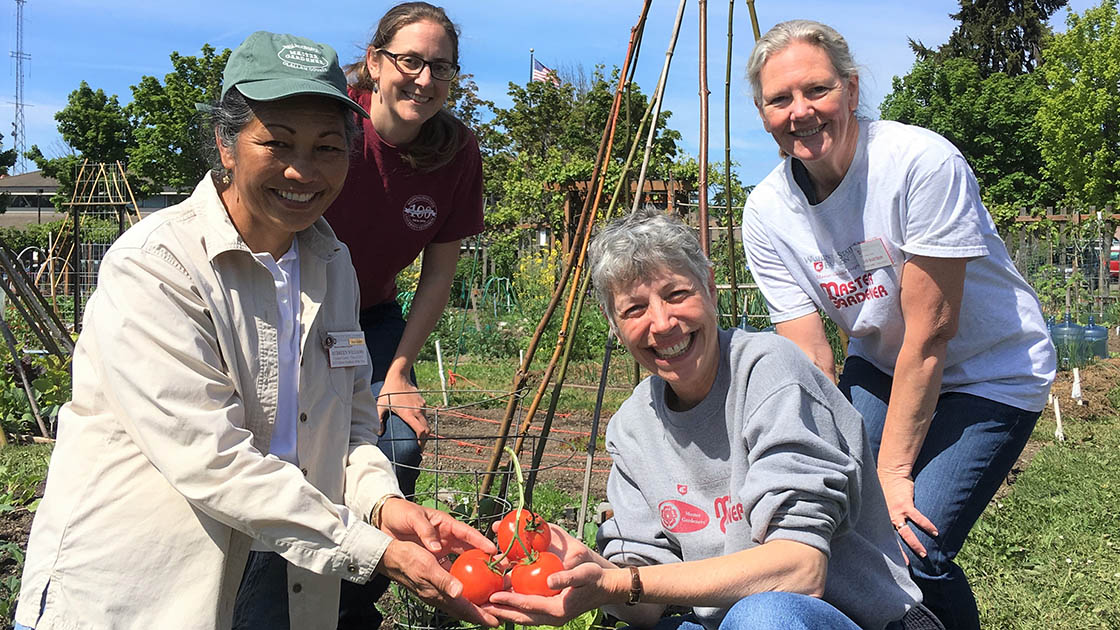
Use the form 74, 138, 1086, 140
0, 171, 60, 192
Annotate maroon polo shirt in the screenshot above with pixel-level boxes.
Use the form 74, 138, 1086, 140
325, 88, 485, 309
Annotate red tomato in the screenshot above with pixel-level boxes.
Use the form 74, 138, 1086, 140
497, 509, 552, 562
511, 551, 564, 596
450, 549, 505, 605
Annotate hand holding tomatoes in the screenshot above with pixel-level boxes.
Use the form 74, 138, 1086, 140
449, 549, 505, 605
497, 508, 552, 562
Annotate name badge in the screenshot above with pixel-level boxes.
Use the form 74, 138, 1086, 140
325, 331, 369, 368
857, 238, 894, 271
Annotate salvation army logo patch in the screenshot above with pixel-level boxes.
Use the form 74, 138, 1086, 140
402, 194, 438, 231
277, 44, 329, 72
658, 499, 709, 533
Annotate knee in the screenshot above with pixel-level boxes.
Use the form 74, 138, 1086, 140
905, 536, 958, 581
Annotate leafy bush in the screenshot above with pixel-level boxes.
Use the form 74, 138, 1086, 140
0, 352, 71, 437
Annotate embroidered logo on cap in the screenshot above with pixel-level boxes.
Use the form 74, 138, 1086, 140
278, 44, 329, 72
402, 194, 438, 231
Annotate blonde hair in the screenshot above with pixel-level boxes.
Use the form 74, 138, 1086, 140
747, 19, 859, 108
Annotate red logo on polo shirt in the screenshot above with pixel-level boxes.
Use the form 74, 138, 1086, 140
402, 195, 437, 231
659, 500, 709, 533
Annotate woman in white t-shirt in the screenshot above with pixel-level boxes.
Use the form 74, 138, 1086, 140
740, 20, 1055, 630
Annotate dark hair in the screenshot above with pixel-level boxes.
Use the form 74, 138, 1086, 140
346, 1, 463, 172
203, 87, 358, 180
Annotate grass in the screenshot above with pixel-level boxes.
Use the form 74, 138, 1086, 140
958, 389, 1120, 629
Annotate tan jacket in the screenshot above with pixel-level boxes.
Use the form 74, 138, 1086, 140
16, 175, 400, 630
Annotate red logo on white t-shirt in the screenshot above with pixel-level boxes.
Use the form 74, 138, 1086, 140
402, 195, 437, 231
659, 500, 709, 533
813, 261, 824, 272
677, 484, 688, 495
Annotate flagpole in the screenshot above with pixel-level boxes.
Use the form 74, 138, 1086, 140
529, 48, 535, 83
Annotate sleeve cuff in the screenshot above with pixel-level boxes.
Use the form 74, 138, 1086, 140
337, 520, 394, 583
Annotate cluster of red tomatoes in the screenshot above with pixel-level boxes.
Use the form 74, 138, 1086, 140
450, 508, 565, 605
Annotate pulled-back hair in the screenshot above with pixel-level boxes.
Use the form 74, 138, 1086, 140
347, 1, 463, 172
588, 207, 713, 329
203, 87, 358, 181
747, 19, 859, 108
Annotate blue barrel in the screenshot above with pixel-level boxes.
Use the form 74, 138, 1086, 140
1084, 315, 1109, 359
1051, 313, 1086, 368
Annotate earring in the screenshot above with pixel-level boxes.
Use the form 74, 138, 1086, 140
220, 171, 231, 185
371, 80, 379, 94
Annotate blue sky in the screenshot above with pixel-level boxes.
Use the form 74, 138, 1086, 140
0, 0, 1098, 186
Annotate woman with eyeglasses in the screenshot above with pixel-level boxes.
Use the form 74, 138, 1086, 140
325, 3, 485, 627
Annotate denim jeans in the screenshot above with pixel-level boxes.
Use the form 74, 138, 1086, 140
838, 356, 1040, 630
339, 301, 423, 629
647, 593, 861, 630
232, 551, 290, 630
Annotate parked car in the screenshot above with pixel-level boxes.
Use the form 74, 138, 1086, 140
1110, 240, 1119, 279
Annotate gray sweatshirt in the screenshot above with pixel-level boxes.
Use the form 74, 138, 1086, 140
598, 329, 921, 630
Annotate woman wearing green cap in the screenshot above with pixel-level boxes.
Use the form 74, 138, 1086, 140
14, 31, 497, 630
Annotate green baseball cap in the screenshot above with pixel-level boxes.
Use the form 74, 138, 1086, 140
222, 31, 367, 118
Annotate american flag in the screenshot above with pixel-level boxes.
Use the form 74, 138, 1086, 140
532, 59, 561, 86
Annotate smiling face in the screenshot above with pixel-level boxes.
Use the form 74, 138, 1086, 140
217, 95, 349, 258
366, 19, 454, 144
758, 40, 860, 179
611, 266, 720, 410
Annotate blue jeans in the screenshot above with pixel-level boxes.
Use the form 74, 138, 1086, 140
838, 356, 1040, 630
232, 551, 290, 630
339, 301, 423, 629
649, 593, 861, 630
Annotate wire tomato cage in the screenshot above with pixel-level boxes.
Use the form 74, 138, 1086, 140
375, 387, 584, 630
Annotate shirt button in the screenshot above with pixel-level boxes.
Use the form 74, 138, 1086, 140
348, 564, 358, 574
301, 467, 309, 476
292, 583, 302, 593
300, 412, 307, 423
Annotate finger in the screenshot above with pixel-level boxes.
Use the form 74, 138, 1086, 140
896, 540, 910, 566
905, 507, 940, 538
441, 518, 497, 554
897, 524, 929, 558
408, 510, 444, 554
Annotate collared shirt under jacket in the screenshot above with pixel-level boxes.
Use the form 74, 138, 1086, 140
16, 174, 400, 630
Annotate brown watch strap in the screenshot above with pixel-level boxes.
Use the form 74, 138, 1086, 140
626, 565, 643, 606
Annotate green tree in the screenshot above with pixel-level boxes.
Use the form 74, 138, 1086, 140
881, 57, 1056, 220
910, 0, 1069, 76
1036, 0, 1120, 208
482, 67, 681, 276
24, 81, 132, 210
127, 44, 230, 197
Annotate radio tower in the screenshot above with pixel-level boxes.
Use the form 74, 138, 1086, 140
10, 0, 30, 174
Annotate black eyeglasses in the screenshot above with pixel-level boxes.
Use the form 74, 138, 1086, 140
378, 49, 459, 81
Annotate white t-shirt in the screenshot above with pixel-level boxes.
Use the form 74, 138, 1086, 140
742, 119, 1055, 412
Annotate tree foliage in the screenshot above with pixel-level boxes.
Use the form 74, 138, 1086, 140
481, 66, 681, 276
911, 0, 1069, 76
1036, 0, 1120, 209
881, 57, 1056, 219
24, 81, 132, 210
1, 132, 19, 177
127, 44, 230, 197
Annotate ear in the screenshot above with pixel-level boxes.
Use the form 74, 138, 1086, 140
216, 129, 235, 173
366, 47, 381, 84
847, 74, 860, 113
600, 303, 619, 337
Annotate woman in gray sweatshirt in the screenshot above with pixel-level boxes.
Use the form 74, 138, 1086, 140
486, 208, 940, 630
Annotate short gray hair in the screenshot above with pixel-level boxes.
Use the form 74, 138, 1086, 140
203, 87, 359, 180
588, 207, 712, 328
747, 19, 858, 108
